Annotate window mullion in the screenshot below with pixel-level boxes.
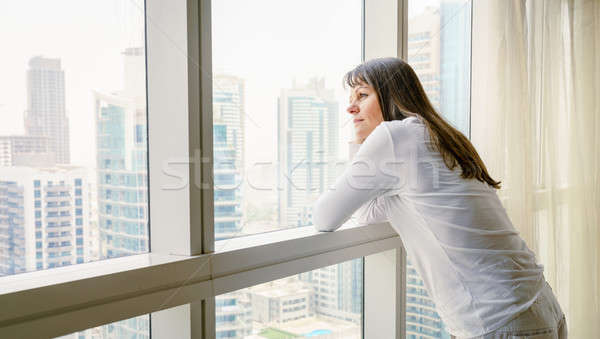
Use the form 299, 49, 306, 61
146, 0, 210, 336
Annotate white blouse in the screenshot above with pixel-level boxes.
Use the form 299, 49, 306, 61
312, 116, 546, 338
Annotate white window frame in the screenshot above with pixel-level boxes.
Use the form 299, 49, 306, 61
0, 0, 409, 338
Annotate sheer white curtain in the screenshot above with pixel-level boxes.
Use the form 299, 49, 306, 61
471, 0, 599, 337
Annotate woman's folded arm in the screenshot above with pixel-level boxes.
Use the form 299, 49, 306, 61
312, 122, 399, 232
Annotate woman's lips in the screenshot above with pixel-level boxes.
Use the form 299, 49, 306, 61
353, 119, 364, 124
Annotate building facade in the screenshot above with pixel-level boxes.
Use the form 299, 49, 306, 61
0, 166, 88, 276
277, 77, 339, 228
95, 47, 148, 260
215, 291, 253, 339
250, 278, 314, 324
213, 74, 245, 240
24, 56, 71, 164
94, 47, 149, 339
440, 0, 471, 135
0, 135, 54, 167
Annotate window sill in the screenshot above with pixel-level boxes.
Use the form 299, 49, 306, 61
0, 220, 400, 337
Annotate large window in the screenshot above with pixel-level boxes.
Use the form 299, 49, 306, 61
0, 1, 149, 337
406, 0, 471, 338
0, 0, 149, 274
212, 3, 364, 337
211, 0, 362, 240
216, 258, 363, 339
1, 1, 406, 338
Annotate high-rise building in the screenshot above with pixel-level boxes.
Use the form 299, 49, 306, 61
406, 259, 450, 339
215, 291, 252, 339
213, 74, 245, 240
85, 173, 101, 262
0, 135, 54, 167
24, 56, 70, 164
0, 166, 88, 276
212, 75, 251, 337
94, 47, 149, 338
408, 6, 441, 111
440, 0, 471, 135
276, 78, 362, 325
298, 261, 362, 325
95, 90, 148, 259
95, 47, 148, 260
277, 77, 339, 228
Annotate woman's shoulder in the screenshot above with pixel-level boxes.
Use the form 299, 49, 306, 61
382, 116, 425, 137
385, 115, 423, 127
367, 117, 424, 151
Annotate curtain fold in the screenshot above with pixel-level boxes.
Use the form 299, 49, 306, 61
471, 0, 599, 337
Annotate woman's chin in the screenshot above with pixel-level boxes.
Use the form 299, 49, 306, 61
356, 129, 371, 140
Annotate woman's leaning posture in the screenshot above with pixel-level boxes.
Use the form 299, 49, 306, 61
312, 57, 567, 339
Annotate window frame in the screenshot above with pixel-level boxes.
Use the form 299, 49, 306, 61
0, 0, 409, 338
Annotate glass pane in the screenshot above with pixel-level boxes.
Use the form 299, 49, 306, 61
408, 0, 471, 136
216, 257, 363, 339
406, 1, 471, 338
0, 0, 148, 277
58, 314, 150, 339
211, 0, 362, 240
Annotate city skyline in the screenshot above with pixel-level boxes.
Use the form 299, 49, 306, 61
2, 1, 462, 338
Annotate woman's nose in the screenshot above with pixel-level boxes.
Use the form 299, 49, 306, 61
347, 103, 358, 115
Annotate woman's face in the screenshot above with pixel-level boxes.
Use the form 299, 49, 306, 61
347, 82, 384, 143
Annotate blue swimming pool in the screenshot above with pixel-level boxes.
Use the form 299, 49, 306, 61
304, 329, 332, 337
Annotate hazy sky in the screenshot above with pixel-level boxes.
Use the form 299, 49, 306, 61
212, 0, 362, 167
0, 0, 439, 171
0, 0, 144, 169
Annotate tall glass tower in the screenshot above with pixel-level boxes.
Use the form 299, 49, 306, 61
95, 47, 148, 259
277, 77, 339, 228
94, 47, 149, 339
25, 56, 70, 164
213, 74, 245, 241
406, 259, 451, 339
212, 74, 252, 338
440, 0, 471, 136
277, 77, 361, 325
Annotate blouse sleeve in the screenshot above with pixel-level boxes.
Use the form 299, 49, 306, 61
312, 122, 399, 232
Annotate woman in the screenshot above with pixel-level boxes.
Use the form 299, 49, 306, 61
312, 57, 567, 339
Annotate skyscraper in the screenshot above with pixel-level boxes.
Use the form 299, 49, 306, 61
0, 166, 88, 276
277, 77, 339, 228
0, 135, 54, 167
212, 74, 252, 338
25, 56, 70, 164
276, 78, 362, 325
298, 260, 363, 325
94, 47, 149, 339
408, 6, 441, 111
213, 74, 245, 240
95, 47, 148, 260
0, 56, 86, 278
215, 290, 252, 339
406, 259, 450, 339
440, 0, 471, 136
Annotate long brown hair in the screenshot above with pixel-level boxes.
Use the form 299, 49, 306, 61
344, 57, 501, 189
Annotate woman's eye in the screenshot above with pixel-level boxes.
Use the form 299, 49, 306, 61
359, 93, 367, 98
